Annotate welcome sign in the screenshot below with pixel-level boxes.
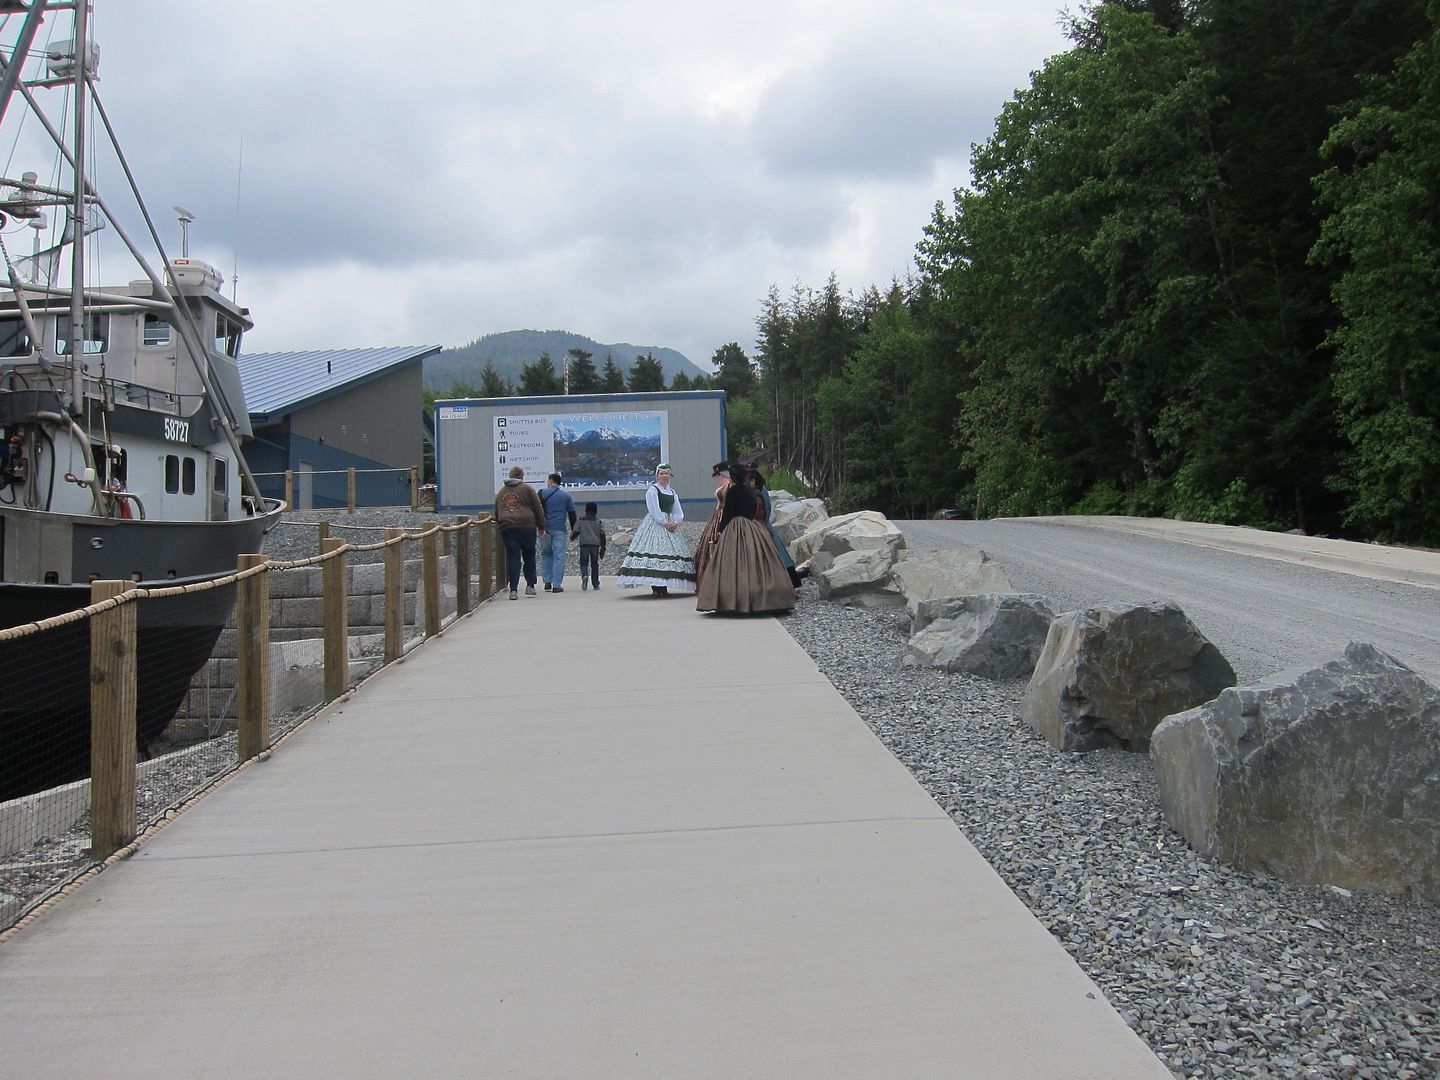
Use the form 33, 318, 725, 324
493, 411, 668, 490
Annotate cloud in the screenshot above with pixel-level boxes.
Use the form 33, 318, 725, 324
17, 1, 1072, 365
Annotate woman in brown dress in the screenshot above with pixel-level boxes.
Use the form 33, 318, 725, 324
695, 463, 794, 615
693, 461, 731, 589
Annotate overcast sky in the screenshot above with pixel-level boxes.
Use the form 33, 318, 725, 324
35, 2, 1072, 367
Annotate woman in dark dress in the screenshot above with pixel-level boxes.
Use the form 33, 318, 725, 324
695, 463, 794, 615
692, 461, 732, 590
747, 463, 802, 589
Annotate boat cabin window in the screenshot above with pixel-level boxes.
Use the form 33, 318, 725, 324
0, 317, 32, 357
143, 315, 172, 347
93, 443, 127, 486
212, 457, 228, 494
56, 313, 109, 355
165, 454, 196, 494
215, 313, 241, 358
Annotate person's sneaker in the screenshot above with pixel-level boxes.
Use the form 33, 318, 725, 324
509, 589, 518, 600
581, 579, 589, 591
552, 586, 564, 593
593, 581, 600, 590
524, 584, 536, 596
543, 582, 553, 592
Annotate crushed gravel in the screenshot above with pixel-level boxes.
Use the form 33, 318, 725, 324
783, 587, 1440, 1080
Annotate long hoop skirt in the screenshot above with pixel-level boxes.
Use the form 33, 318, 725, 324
695, 517, 794, 614
617, 517, 698, 592
693, 505, 723, 587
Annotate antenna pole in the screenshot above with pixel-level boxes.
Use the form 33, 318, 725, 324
231, 135, 243, 301
67, 0, 90, 414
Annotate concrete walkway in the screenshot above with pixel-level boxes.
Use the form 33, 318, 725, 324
0, 581, 1172, 1079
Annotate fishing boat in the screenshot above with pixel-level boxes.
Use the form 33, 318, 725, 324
0, 1, 283, 800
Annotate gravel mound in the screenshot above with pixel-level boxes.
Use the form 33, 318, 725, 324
782, 587, 1439, 1080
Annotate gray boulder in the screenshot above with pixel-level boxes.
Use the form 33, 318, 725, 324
1150, 642, 1440, 894
771, 498, 830, 544
790, 510, 906, 564
1021, 601, 1236, 752
904, 594, 1055, 679
815, 547, 902, 607
891, 548, 1014, 623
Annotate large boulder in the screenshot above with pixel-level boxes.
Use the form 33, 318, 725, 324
771, 498, 830, 544
1150, 643, 1440, 894
790, 510, 906, 564
815, 547, 902, 607
891, 548, 1013, 621
904, 594, 1055, 679
1021, 601, 1236, 752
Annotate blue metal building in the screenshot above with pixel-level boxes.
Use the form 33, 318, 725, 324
239, 346, 439, 509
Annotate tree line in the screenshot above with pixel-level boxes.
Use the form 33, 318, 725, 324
424, 347, 714, 411
721, 0, 1439, 545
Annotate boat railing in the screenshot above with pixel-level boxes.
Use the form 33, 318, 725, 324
0, 512, 508, 937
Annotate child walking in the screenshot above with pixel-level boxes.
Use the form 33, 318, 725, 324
571, 501, 607, 591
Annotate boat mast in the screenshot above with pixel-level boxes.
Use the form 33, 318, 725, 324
66, 0, 89, 415
0, 1, 48, 131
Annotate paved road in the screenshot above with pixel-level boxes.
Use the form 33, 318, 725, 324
895, 517, 1440, 685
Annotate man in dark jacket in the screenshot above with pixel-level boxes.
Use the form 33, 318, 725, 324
494, 466, 544, 599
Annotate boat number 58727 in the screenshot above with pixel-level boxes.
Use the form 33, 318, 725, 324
163, 418, 190, 443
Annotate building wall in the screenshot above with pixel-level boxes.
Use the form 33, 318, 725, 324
434, 391, 727, 514
290, 362, 423, 470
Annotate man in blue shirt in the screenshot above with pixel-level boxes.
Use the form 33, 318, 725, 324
538, 472, 577, 592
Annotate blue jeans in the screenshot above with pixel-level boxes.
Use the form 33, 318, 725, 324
540, 527, 568, 586
501, 527, 537, 590
579, 544, 600, 586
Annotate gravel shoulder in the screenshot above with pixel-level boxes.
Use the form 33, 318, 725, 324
782, 584, 1438, 1080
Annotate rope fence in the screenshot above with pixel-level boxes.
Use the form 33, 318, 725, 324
0, 513, 499, 934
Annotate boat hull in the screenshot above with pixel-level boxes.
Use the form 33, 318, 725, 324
0, 507, 281, 802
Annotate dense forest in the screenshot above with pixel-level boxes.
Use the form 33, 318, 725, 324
719, 0, 1440, 545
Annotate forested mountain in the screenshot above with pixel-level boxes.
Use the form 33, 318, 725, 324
724, 0, 1439, 546
423, 330, 705, 392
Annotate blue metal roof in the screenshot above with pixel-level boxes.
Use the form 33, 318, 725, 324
238, 345, 441, 421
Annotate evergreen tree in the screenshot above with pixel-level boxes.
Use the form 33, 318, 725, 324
600, 353, 627, 393
627, 352, 666, 392
566, 348, 601, 394
518, 352, 563, 395
670, 371, 692, 390
711, 341, 756, 400
478, 361, 510, 397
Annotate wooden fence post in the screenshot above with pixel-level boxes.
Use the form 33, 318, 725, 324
477, 515, 493, 602
322, 537, 348, 701
347, 467, 357, 514
317, 519, 329, 555
383, 527, 404, 663
454, 517, 471, 617
422, 526, 441, 638
90, 580, 136, 859
284, 469, 294, 511
410, 467, 419, 511
493, 519, 508, 596
236, 554, 271, 762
